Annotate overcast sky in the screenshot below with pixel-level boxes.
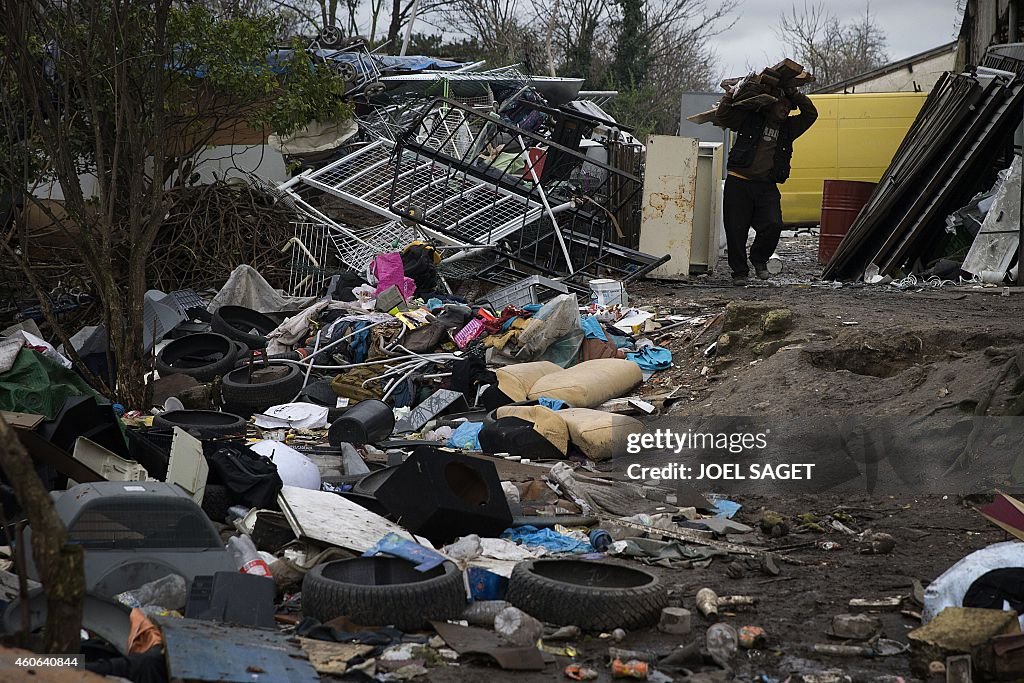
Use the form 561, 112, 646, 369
714, 0, 964, 81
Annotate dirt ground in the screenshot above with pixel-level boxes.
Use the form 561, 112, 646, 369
424, 232, 1024, 682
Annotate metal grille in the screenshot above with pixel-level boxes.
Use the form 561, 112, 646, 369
69, 500, 221, 550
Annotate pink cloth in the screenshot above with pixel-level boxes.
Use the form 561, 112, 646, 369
372, 253, 416, 299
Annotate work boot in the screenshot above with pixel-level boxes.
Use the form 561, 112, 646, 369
731, 275, 749, 287
752, 263, 770, 280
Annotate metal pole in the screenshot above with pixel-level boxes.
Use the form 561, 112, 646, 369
1019, 100, 1024, 286
400, 0, 421, 56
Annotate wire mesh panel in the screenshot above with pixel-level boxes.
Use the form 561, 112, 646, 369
389, 97, 659, 279
286, 219, 412, 296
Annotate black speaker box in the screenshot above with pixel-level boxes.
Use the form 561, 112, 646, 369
375, 446, 512, 544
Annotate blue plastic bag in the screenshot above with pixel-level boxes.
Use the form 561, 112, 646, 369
626, 345, 672, 372
447, 421, 485, 450
501, 525, 594, 554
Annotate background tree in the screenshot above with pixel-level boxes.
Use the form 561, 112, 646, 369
0, 0, 350, 407
776, 1, 889, 88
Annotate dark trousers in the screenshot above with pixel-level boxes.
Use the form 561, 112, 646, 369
723, 175, 783, 277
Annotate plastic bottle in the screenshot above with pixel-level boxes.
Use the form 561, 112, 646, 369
114, 574, 187, 611
706, 623, 738, 664
227, 535, 273, 578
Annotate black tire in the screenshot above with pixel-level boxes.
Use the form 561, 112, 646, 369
211, 305, 277, 349
232, 340, 248, 362
506, 559, 667, 631
156, 333, 236, 381
201, 483, 238, 523
221, 362, 304, 412
152, 410, 248, 438
301, 557, 466, 631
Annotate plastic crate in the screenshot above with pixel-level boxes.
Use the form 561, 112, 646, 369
478, 275, 570, 311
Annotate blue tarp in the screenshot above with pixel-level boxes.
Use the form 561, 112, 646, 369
501, 525, 594, 554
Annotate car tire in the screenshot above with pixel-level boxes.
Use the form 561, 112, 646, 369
301, 557, 466, 631
156, 334, 236, 382
506, 559, 667, 631
211, 305, 277, 349
221, 363, 304, 413
152, 410, 248, 439
200, 484, 238, 524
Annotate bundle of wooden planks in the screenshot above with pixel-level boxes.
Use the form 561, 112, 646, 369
687, 59, 816, 126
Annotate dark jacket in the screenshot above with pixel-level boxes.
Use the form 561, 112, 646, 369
714, 92, 818, 184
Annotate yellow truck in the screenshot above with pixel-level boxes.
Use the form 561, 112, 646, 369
782, 91, 929, 224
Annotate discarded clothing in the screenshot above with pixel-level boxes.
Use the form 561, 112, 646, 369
448, 421, 485, 450
330, 367, 385, 403
296, 617, 405, 647
580, 316, 608, 342
501, 525, 594, 554
210, 264, 320, 313
626, 346, 673, 372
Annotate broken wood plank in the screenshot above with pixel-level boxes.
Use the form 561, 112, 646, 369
299, 639, 373, 676
734, 93, 779, 110
278, 485, 429, 552
772, 58, 805, 80
687, 107, 719, 125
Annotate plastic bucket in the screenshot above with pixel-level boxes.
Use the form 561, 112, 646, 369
589, 279, 628, 307
328, 399, 395, 445
819, 180, 876, 265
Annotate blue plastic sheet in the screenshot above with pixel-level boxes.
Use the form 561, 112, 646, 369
447, 421, 485, 450
501, 525, 594, 554
580, 316, 608, 342
538, 397, 568, 410
363, 532, 447, 571
626, 346, 672, 372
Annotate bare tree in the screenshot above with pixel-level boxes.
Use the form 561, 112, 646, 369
776, 1, 889, 87
429, 0, 538, 65
0, 0, 350, 407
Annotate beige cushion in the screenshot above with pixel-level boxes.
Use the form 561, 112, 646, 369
527, 358, 642, 408
495, 405, 569, 455
496, 361, 562, 402
559, 408, 643, 461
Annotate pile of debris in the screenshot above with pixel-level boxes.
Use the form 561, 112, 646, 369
0, 257, 743, 682
276, 63, 665, 302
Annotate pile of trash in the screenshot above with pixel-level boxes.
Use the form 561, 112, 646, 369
0, 254, 743, 682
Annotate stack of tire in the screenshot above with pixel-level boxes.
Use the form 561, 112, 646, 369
156, 305, 301, 415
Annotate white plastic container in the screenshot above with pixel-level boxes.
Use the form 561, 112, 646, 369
590, 279, 628, 307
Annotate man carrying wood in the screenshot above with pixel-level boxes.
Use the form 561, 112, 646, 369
715, 86, 817, 286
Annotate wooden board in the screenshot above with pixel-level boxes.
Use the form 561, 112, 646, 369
278, 485, 429, 552
734, 94, 779, 110
772, 58, 805, 80
686, 108, 718, 125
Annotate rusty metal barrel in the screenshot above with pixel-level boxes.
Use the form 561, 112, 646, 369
818, 180, 877, 264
